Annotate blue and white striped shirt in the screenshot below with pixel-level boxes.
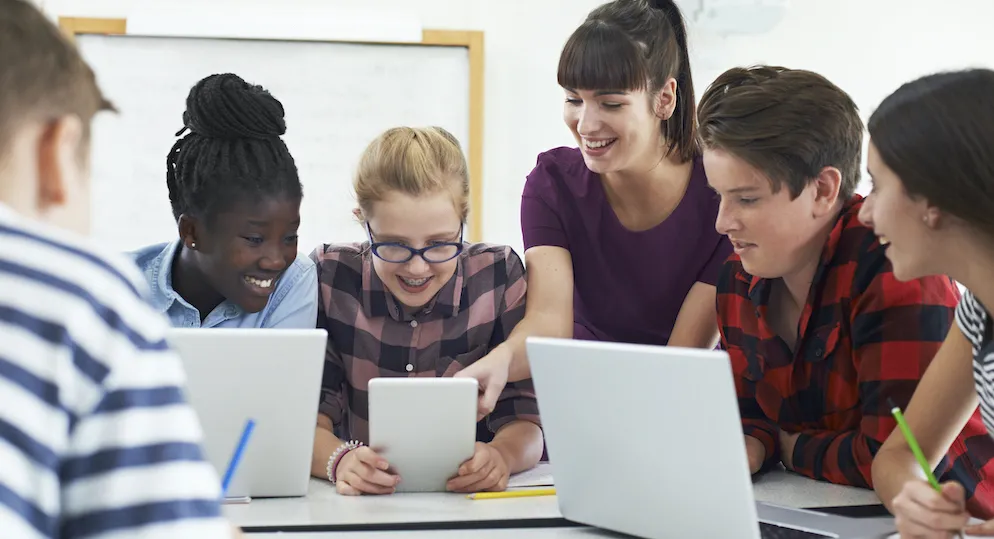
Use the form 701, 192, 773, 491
0, 204, 230, 538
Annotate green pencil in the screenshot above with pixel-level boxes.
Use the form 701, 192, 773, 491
889, 399, 964, 539
888, 398, 940, 490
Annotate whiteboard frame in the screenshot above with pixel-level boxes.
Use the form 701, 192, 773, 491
59, 17, 486, 242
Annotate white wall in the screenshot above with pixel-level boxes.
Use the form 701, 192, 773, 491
688, 0, 994, 198
38, 0, 994, 255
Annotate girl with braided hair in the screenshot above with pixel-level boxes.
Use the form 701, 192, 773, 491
131, 73, 317, 329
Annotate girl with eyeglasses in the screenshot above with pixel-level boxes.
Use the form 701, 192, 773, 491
308, 126, 543, 496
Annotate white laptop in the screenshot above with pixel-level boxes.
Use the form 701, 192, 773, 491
526, 337, 896, 539
167, 328, 327, 498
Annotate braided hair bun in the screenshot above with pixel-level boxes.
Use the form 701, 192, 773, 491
166, 73, 301, 221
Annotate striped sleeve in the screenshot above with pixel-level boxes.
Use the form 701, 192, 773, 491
0, 220, 230, 539
956, 289, 986, 355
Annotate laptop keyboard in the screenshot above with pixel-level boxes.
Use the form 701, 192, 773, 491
760, 522, 833, 539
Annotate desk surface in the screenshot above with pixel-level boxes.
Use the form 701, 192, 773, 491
247, 528, 623, 538
225, 467, 880, 531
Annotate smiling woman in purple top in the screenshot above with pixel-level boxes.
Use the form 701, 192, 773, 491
456, 0, 732, 416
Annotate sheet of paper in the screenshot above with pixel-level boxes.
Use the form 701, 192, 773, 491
507, 462, 554, 488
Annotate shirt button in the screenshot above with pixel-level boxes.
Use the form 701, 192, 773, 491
406, 364, 414, 372
410, 320, 418, 328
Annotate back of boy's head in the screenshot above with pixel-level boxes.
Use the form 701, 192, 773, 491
353, 126, 469, 222
697, 66, 863, 201
166, 73, 302, 223
0, 0, 112, 162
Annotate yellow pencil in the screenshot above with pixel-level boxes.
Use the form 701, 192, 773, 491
467, 488, 556, 500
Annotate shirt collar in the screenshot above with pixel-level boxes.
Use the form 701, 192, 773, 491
360, 244, 465, 322
148, 239, 245, 320
744, 195, 863, 308
146, 240, 181, 313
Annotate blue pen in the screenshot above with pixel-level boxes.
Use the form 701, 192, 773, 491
221, 418, 255, 498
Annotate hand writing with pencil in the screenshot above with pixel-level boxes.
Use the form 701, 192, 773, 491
446, 442, 510, 493
892, 479, 973, 538
334, 447, 401, 496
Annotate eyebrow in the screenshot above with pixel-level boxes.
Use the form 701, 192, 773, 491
726, 186, 760, 194
246, 218, 301, 227
376, 230, 461, 243
562, 88, 629, 97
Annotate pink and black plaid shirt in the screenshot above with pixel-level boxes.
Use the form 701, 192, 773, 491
310, 242, 540, 445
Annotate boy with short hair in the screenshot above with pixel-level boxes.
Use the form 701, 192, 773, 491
0, 1, 240, 536
698, 65, 994, 516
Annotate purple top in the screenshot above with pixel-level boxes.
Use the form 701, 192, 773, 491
521, 147, 732, 345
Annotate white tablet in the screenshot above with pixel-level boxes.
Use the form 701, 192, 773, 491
367, 377, 478, 493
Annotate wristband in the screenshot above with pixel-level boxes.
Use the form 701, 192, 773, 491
327, 440, 364, 484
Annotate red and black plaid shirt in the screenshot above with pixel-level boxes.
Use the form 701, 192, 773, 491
718, 196, 994, 517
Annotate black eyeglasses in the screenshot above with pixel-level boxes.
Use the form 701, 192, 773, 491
366, 222, 464, 263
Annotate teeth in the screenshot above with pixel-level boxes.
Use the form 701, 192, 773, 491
584, 139, 613, 149
245, 276, 273, 288
401, 277, 429, 287
879, 236, 890, 245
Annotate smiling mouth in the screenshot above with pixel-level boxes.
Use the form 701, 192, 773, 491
398, 275, 432, 293
583, 138, 617, 152
243, 275, 277, 295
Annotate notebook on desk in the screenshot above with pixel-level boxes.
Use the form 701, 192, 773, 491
507, 462, 554, 488
526, 337, 896, 539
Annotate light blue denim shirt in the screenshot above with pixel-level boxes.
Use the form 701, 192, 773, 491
129, 240, 318, 329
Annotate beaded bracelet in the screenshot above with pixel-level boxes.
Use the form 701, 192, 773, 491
327, 440, 364, 484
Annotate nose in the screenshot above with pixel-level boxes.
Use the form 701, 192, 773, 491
576, 102, 601, 136
258, 242, 289, 273
857, 195, 875, 228
404, 254, 430, 275
714, 198, 738, 236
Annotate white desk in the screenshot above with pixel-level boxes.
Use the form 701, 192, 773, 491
247, 528, 624, 538
225, 479, 562, 530
226, 468, 880, 532
247, 526, 910, 539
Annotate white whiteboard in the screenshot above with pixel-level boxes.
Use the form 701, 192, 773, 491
78, 34, 470, 253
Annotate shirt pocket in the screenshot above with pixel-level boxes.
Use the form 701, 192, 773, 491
725, 343, 767, 383
437, 345, 489, 377
806, 325, 859, 418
